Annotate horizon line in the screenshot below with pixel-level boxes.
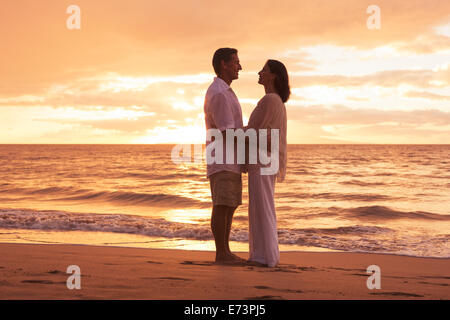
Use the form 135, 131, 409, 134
1, 143, 449, 146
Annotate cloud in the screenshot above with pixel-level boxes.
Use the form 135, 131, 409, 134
404, 91, 450, 100
0, 74, 208, 114
287, 104, 450, 126
290, 68, 450, 88
37, 116, 158, 133
396, 34, 450, 53
3, 103, 449, 143
286, 105, 450, 143
2, 1, 450, 144
2, 0, 450, 95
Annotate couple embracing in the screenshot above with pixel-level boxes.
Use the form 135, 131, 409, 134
204, 48, 289, 267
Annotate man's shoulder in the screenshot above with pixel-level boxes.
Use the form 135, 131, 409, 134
206, 80, 227, 96
205, 86, 227, 103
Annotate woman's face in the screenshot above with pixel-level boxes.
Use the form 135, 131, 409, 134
258, 62, 276, 86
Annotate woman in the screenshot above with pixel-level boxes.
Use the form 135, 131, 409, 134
245, 59, 289, 267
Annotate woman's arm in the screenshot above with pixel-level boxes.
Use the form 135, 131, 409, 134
246, 94, 282, 157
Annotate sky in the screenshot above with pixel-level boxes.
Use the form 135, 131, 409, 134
1, 0, 450, 144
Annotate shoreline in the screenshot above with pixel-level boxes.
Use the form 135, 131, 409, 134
0, 243, 448, 299
1, 241, 449, 260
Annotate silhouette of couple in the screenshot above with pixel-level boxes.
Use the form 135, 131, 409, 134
204, 48, 289, 267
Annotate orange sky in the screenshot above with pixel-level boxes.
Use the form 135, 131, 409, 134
1, 0, 449, 143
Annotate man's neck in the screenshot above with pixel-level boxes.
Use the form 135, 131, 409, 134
218, 75, 232, 86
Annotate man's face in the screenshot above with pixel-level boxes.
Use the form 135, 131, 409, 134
223, 54, 242, 80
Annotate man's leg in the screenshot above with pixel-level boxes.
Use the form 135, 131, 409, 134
209, 171, 244, 264
211, 205, 230, 262
224, 206, 241, 260
224, 206, 236, 254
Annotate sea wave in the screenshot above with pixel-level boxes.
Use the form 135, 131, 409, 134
0, 208, 215, 240
276, 192, 396, 202
302, 225, 394, 235
0, 208, 448, 257
339, 180, 385, 187
343, 205, 450, 221
0, 209, 397, 241
124, 172, 203, 180
0, 186, 209, 208
0, 209, 395, 239
291, 205, 450, 221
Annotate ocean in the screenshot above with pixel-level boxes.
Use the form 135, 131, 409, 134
0, 144, 448, 258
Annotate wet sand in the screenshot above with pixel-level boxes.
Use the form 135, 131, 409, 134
0, 243, 448, 299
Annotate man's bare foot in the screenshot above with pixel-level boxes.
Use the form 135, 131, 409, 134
214, 259, 242, 265
214, 253, 246, 265
229, 253, 246, 263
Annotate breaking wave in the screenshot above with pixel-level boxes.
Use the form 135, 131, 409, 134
0, 186, 209, 208
0, 208, 448, 257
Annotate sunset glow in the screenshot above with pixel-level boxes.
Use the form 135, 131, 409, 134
1, 0, 449, 144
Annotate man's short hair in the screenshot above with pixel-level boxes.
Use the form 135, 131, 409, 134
212, 48, 238, 76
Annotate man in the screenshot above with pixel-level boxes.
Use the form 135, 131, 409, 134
204, 48, 244, 264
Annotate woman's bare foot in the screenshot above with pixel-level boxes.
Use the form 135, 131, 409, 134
246, 260, 268, 267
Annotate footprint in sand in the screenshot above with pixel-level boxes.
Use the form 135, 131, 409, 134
278, 264, 318, 272
420, 275, 450, 280
244, 295, 284, 300
21, 279, 55, 284
369, 292, 424, 297
254, 285, 303, 294
296, 266, 318, 271
180, 261, 215, 266
328, 267, 366, 272
157, 277, 192, 281
47, 270, 65, 275
418, 281, 449, 287
141, 276, 193, 281
257, 267, 300, 273
0, 280, 13, 286
241, 264, 318, 273
181, 261, 318, 273
46, 270, 90, 277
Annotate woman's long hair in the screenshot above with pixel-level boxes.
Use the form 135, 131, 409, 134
267, 59, 290, 103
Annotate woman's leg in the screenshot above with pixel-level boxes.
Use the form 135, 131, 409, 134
248, 165, 263, 262
259, 173, 279, 267
248, 166, 279, 266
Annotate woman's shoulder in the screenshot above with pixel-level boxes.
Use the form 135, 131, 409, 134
260, 93, 283, 105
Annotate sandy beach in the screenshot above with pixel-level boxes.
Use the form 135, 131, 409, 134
0, 243, 448, 300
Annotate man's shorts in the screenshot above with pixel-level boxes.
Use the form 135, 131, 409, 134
209, 170, 242, 207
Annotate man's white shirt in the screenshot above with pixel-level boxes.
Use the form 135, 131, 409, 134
204, 77, 243, 177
